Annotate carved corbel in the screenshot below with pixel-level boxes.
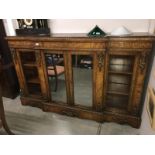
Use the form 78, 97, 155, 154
97, 53, 104, 71
139, 52, 148, 73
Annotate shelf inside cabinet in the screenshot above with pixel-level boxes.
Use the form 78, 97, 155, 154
27, 77, 40, 84
108, 71, 132, 75
108, 82, 130, 93
23, 63, 37, 67
107, 91, 129, 96
107, 74, 131, 94
109, 55, 134, 73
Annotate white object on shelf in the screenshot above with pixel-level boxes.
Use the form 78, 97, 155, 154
110, 26, 132, 36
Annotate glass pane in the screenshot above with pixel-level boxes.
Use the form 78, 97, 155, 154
106, 94, 128, 109
45, 53, 66, 103
106, 55, 135, 109
109, 55, 134, 73
23, 67, 40, 83
108, 74, 131, 93
27, 83, 42, 96
72, 54, 93, 107
19, 51, 42, 96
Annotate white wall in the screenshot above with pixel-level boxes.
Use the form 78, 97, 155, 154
3, 19, 16, 36
49, 19, 155, 34
4, 19, 155, 35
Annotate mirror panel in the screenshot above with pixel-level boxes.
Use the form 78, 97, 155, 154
72, 54, 93, 107
45, 52, 67, 103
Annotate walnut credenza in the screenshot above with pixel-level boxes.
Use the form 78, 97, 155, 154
6, 33, 155, 128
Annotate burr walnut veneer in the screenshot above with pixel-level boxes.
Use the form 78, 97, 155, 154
6, 33, 155, 128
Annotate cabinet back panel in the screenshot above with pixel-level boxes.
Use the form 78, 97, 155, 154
23, 67, 39, 81
109, 56, 134, 72
27, 83, 42, 96
19, 51, 36, 64
108, 83, 130, 93
108, 74, 131, 85
106, 94, 128, 109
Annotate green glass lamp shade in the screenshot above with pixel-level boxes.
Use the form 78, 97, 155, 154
88, 25, 106, 37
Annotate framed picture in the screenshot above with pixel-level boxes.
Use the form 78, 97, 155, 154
146, 86, 155, 129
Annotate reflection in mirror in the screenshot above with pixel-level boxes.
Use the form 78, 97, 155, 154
72, 54, 93, 107
45, 53, 66, 103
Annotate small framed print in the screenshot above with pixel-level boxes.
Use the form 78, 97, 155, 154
146, 86, 155, 129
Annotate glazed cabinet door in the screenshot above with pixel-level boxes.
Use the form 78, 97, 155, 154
70, 51, 105, 110
11, 49, 49, 100
103, 50, 143, 113
42, 50, 106, 112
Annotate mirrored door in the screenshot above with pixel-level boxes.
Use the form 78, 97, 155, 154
71, 54, 93, 107
44, 52, 67, 103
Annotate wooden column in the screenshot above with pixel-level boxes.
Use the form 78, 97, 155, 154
93, 51, 105, 111
64, 52, 74, 105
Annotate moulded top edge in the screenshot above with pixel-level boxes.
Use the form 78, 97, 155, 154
6, 33, 155, 41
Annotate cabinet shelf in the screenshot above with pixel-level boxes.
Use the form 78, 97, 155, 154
23, 63, 37, 67
29, 94, 42, 99
108, 71, 132, 75
107, 91, 129, 96
27, 77, 40, 84
108, 81, 129, 85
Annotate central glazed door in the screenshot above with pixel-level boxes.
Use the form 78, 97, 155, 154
69, 50, 106, 112
43, 50, 106, 112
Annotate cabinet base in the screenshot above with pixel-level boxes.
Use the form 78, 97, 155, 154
21, 96, 141, 129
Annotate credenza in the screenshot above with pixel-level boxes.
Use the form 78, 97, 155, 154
6, 33, 155, 128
